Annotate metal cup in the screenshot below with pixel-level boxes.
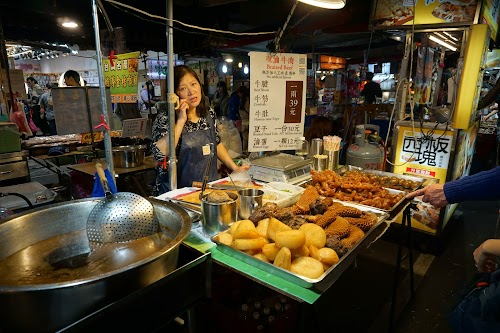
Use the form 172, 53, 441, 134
312, 155, 327, 171
200, 192, 239, 237
310, 138, 323, 158
325, 150, 339, 170
238, 189, 264, 220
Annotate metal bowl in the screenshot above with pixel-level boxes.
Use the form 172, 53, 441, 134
0, 197, 191, 332
112, 145, 147, 168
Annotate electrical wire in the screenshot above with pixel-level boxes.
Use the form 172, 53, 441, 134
106, 2, 225, 39
103, 0, 276, 36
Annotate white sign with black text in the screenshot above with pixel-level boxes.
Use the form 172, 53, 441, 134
248, 52, 307, 152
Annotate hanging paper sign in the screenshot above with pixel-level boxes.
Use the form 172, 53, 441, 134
147, 59, 185, 79
248, 52, 307, 152
103, 51, 140, 104
121, 118, 148, 137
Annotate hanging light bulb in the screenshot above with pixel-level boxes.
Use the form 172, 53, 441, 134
222, 63, 228, 73
238, 62, 243, 68
298, 0, 346, 9
244, 65, 249, 75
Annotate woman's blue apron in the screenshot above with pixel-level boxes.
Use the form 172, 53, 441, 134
177, 114, 218, 188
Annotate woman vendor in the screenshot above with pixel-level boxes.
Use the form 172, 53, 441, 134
152, 65, 248, 195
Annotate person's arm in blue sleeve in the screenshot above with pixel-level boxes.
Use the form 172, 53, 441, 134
407, 166, 500, 207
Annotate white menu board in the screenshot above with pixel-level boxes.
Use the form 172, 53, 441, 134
248, 52, 307, 152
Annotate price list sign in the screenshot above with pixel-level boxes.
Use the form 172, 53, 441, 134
248, 52, 307, 152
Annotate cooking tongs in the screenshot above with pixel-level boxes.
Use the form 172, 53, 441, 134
199, 143, 215, 200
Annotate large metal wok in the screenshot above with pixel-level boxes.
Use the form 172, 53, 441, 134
0, 197, 192, 333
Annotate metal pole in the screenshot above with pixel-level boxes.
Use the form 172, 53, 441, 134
91, 0, 115, 176
167, 0, 177, 190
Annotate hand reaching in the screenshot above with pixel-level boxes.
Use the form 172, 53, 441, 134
406, 184, 449, 208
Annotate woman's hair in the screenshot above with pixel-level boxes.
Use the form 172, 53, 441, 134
305, 116, 332, 143
174, 65, 208, 117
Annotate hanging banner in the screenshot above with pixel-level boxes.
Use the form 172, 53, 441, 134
248, 52, 307, 152
481, 0, 500, 42
147, 59, 184, 80
319, 55, 346, 70
103, 51, 140, 103
372, 0, 481, 28
1, 69, 27, 100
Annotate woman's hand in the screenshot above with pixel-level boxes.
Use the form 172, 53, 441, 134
473, 240, 497, 273
406, 184, 448, 208
233, 164, 250, 173
175, 98, 189, 123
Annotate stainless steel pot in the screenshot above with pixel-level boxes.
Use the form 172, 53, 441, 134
0, 197, 191, 332
112, 145, 147, 168
200, 192, 238, 237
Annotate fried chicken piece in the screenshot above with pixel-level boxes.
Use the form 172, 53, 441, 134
340, 225, 365, 249
325, 235, 348, 257
296, 186, 320, 212
315, 209, 338, 228
286, 215, 308, 229
248, 202, 279, 224
273, 207, 295, 223
309, 198, 327, 215
325, 216, 351, 238
207, 190, 232, 203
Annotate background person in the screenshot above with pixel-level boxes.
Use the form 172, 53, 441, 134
212, 81, 229, 118
39, 83, 57, 135
63, 70, 82, 87
361, 72, 382, 104
26, 76, 49, 135
151, 65, 248, 195
305, 116, 333, 144
239, 87, 250, 151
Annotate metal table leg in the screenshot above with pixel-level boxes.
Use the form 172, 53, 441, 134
389, 204, 416, 332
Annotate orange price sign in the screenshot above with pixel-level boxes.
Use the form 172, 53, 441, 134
81, 132, 101, 144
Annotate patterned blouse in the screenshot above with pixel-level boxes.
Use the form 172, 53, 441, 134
151, 108, 220, 194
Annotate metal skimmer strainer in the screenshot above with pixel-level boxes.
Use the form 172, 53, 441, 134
86, 163, 158, 243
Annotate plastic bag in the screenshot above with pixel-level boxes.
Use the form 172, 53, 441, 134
229, 167, 253, 187
29, 116, 40, 133
217, 117, 242, 157
9, 102, 33, 137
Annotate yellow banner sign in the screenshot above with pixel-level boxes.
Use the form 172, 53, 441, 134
373, 0, 480, 28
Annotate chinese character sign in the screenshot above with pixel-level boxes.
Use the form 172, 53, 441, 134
103, 51, 140, 103
393, 126, 453, 183
248, 52, 307, 152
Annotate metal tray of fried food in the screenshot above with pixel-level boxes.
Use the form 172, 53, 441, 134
361, 170, 425, 192
334, 167, 424, 192
326, 187, 407, 216
211, 202, 389, 291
